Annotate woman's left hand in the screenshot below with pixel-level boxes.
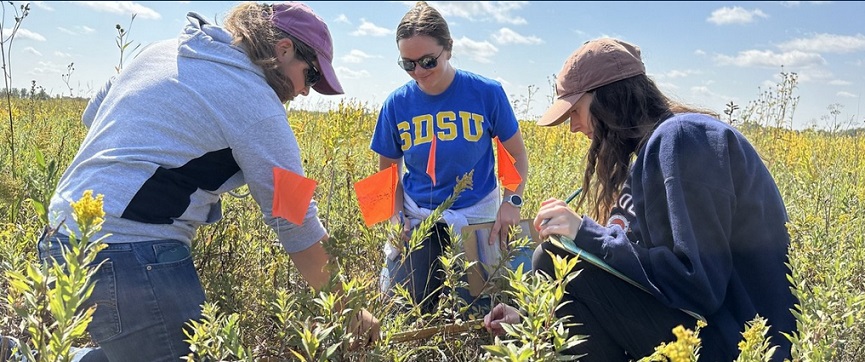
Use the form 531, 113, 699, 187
491, 201, 521, 249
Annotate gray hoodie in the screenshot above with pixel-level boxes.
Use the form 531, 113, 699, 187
49, 13, 325, 253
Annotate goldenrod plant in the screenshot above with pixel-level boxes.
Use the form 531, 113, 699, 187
482, 251, 585, 361
183, 302, 253, 362
4, 190, 106, 362
639, 322, 704, 362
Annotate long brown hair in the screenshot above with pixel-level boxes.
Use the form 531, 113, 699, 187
578, 74, 718, 221
396, 1, 453, 50
224, 2, 317, 103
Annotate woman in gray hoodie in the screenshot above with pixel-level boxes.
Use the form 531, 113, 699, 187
33, 2, 378, 361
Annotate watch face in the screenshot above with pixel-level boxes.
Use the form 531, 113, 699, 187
509, 194, 523, 207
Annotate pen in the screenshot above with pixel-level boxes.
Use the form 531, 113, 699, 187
540, 187, 582, 226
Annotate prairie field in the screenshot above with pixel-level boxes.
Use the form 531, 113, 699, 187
1, 73, 864, 361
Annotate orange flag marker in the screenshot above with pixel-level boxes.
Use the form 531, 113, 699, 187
426, 136, 437, 186
272, 167, 318, 226
495, 137, 522, 192
354, 164, 398, 227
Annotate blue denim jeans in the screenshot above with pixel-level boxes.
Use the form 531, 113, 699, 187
38, 231, 205, 362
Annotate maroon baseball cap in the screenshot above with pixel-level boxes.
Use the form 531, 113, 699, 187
538, 38, 645, 127
271, 2, 343, 95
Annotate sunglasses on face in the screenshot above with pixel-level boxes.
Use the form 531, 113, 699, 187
297, 51, 321, 87
397, 48, 445, 72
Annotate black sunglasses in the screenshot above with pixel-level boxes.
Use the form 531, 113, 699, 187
397, 48, 445, 72
296, 51, 321, 87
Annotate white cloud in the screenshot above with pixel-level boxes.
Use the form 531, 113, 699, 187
492, 28, 543, 45
54, 51, 73, 58
655, 81, 680, 91
493, 76, 510, 87
73, 2, 161, 20
658, 69, 702, 79
24, 46, 42, 56
57, 25, 97, 36
4, 28, 46, 41
334, 14, 350, 25
690, 86, 716, 97
57, 25, 98, 36
828, 79, 852, 86
430, 1, 529, 25
836, 91, 857, 98
694, 49, 707, 56
707, 6, 768, 25
688, 85, 734, 107
58, 27, 76, 36
30, 2, 54, 11
350, 19, 391, 37
336, 66, 370, 79
714, 49, 825, 68
29, 60, 67, 75
760, 79, 777, 90
454, 36, 498, 63
795, 68, 833, 83
341, 49, 379, 64
778, 34, 865, 54
780, 1, 832, 6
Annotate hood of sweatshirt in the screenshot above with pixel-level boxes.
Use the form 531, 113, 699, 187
177, 12, 264, 79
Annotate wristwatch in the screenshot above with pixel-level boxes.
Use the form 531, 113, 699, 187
504, 194, 523, 208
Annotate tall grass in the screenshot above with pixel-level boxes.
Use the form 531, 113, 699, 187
1, 71, 864, 360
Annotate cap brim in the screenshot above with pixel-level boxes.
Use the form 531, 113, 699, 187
537, 92, 583, 127
311, 51, 343, 95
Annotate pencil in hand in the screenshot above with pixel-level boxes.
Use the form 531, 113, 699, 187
539, 187, 582, 226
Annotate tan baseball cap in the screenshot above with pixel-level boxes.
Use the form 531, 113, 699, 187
538, 38, 645, 127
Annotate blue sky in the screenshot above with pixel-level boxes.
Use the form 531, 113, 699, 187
6, 1, 864, 129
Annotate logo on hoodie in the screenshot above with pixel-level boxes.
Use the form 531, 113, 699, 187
607, 180, 639, 244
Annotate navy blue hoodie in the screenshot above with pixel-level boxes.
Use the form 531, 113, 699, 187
574, 113, 796, 361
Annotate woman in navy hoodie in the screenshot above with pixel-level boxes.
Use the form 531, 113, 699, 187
484, 38, 797, 362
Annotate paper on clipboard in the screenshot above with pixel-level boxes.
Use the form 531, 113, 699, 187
548, 235, 705, 322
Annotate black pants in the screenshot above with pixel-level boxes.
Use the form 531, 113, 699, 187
532, 242, 697, 361
387, 222, 493, 315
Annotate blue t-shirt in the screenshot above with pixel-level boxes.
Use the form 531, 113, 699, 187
370, 69, 519, 209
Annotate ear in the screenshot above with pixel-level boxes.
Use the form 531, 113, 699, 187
275, 38, 295, 62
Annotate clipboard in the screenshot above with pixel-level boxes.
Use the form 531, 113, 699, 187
548, 234, 706, 322
462, 219, 540, 297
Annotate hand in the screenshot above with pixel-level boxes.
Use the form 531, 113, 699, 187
348, 308, 380, 350
484, 303, 520, 336
533, 198, 582, 240
388, 212, 409, 243
490, 202, 521, 249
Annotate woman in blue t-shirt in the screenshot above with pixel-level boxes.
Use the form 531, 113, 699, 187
484, 38, 797, 361
370, 1, 529, 313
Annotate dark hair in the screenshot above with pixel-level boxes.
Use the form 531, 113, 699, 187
579, 74, 718, 221
224, 2, 318, 103
396, 1, 453, 51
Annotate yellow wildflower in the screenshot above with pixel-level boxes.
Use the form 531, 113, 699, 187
639, 324, 702, 362
71, 190, 105, 231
